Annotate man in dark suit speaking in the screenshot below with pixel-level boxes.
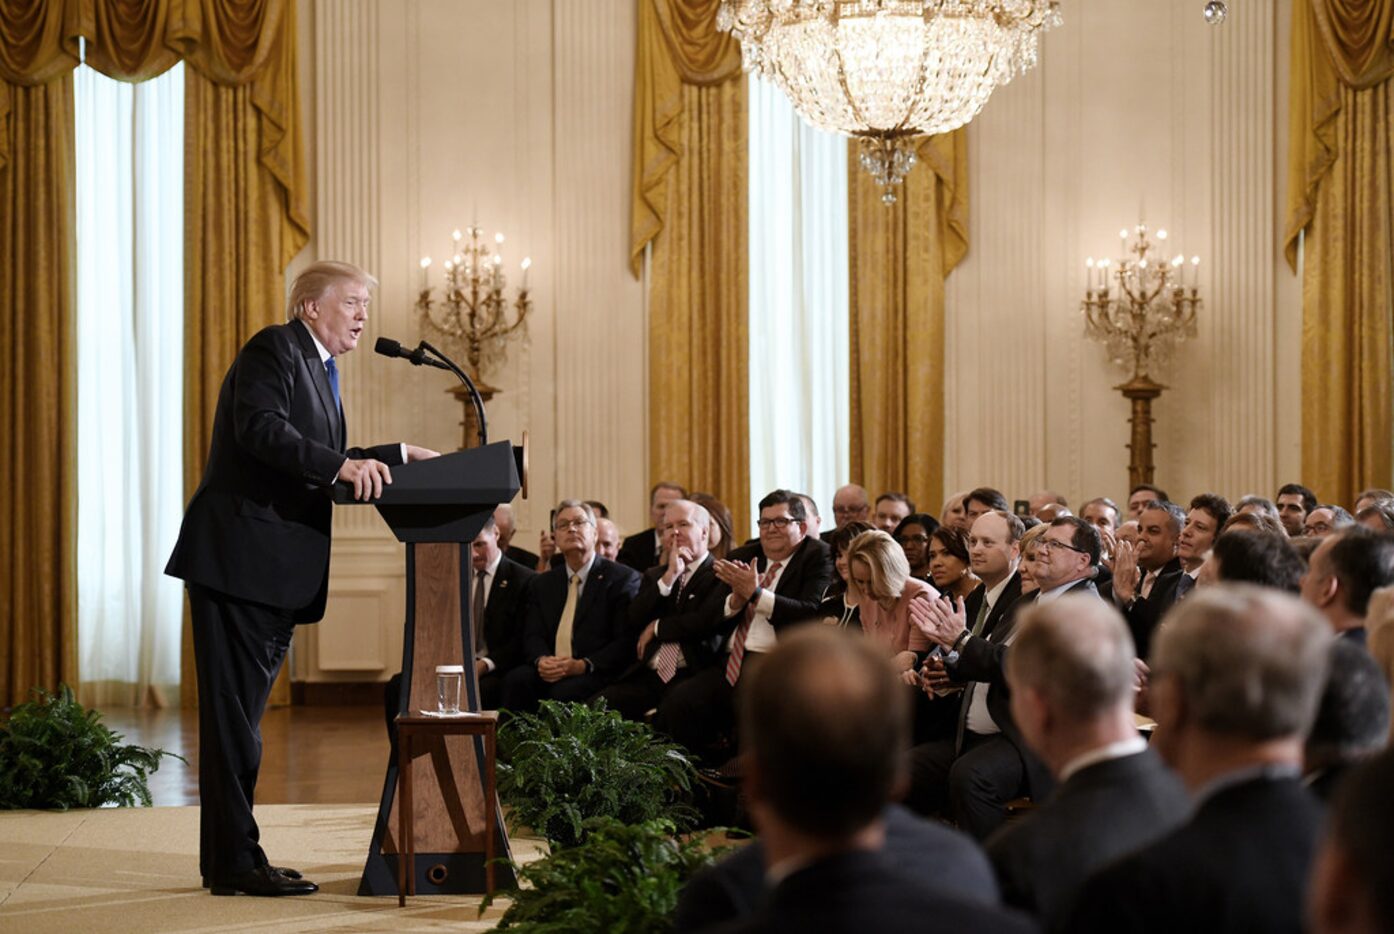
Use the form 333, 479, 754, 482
166, 261, 438, 897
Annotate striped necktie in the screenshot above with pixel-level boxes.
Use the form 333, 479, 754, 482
725, 562, 781, 686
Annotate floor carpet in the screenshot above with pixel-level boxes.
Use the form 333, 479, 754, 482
0, 804, 545, 932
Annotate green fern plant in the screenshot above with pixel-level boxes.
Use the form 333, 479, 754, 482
483, 817, 726, 932
0, 685, 184, 809
497, 700, 698, 848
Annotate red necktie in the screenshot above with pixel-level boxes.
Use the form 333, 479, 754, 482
725, 562, 782, 686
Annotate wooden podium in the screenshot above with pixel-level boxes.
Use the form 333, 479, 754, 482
333, 440, 526, 897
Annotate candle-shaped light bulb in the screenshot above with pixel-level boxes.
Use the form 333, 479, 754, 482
1120, 228, 1129, 239
1191, 256, 1200, 265
521, 256, 531, 288
1157, 229, 1168, 240
419, 256, 431, 291
1173, 254, 1184, 266
1139, 258, 1148, 269
420, 256, 432, 269
1086, 257, 1095, 268
495, 232, 505, 245
452, 229, 463, 242
493, 253, 502, 266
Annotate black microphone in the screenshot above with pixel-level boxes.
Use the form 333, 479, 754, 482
374, 336, 449, 370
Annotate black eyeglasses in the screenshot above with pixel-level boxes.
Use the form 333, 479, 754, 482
1038, 537, 1086, 555
757, 516, 800, 530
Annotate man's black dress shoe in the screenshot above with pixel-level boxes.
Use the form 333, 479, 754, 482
203, 865, 304, 888
208, 865, 318, 896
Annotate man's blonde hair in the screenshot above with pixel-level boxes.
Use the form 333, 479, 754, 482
287, 261, 378, 321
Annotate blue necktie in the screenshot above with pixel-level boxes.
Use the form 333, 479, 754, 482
325, 357, 340, 410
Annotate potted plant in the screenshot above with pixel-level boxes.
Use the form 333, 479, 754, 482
0, 685, 183, 809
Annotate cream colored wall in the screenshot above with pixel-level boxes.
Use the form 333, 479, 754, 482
293, 0, 646, 683
943, 0, 1302, 510
293, 0, 1298, 682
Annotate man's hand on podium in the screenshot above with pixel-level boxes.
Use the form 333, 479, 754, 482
338, 458, 392, 501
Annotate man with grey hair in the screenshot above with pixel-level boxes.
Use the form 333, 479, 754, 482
986, 596, 1188, 930
824, 484, 872, 543
594, 500, 728, 721
501, 499, 641, 713
1066, 586, 1332, 934
494, 503, 540, 570
166, 260, 439, 897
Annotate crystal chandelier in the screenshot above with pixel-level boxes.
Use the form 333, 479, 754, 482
718, 0, 1061, 203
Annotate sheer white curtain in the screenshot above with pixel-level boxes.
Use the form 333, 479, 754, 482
747, 74, 850, 536
75, 63, 185, 707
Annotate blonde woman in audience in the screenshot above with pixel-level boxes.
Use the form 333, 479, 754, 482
928, 526, 979, 602
1017, 523, 1050, 595
844, 530, 937, 676
1366, 585, 1394, 740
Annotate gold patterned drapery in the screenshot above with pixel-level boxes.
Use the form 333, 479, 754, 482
631, 0, 751, 534
0, 0, 307, 707
1285, 0, 1394, 506
848, 131, 968, 516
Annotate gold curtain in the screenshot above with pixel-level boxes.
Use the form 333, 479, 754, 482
847, 131, 968, 516
631, 0, 751, 533
0, 1, 81, 707
1285, 0, 1394, 506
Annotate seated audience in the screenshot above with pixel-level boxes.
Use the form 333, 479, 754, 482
1277, 482, 1319, 537
1236, 494, 1281, 520
1353, 488, 1394, 514
595, 499, 728, 722
1034, 502, 1072, 522
494, 503, 540, 570
797, 493, 823, 540
873, 491, 915, 534
987, 596, 1188, 930
595, 516, 622, 561
1127, 483, 1169, 520
844, 530, 936, 675
928, 525, 979, 602
1308, 747, 1394, 934
1222, 508, 1288, 537
584, 499, 610, 518
1213, 528, 1305, 592
1306, 505, 1356, 538
941, 490, 971, 532
1016, 522, 1049, 595
469, 518, 538, 709
1173, 493, 1233, 599
501, 500, 641, 712
696, 627, 1035, 933
1079, 496, 1120, 535
964, 486, 1011, 527
1301, 526, 1394, 645
654, 489, 832, 762
1108, 500, 1185, 657
1065, 585, 1331, 934
691, 492, 734, 560
817, 520, 874, 630
1355, 500, 1394, 532
1028, 490, 1068, 518
1304, 639, 1390, 801
892, 512, 940, 582
825, 484, 872, 543
616, 481, 687, 572
907, 516, 1099, 839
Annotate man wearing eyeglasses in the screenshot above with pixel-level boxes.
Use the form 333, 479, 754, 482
501, 499, 641, 713
656, 489, 833, 763
911, 515, 1103, 838
822, 484, 871, 543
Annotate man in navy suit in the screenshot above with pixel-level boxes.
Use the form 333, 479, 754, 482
1066, 586, 1331, 934
166, 261, 438, 897
501, 499, 641, 712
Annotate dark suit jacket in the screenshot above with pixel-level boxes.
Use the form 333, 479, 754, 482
951, 576, 1099, 797
616, 527, 661, 572
960, 572, 1024, 656
505, 544, 541, 570
479, 556, 536, 676
1065, 775, 1325, 934
986, 750, 1189, 931
675, 804, 1000, 933
706, 850, 1038, 934
623, 556, 729, 673
1102, 557, 1184, 658
718, 536, 834, 640
165, 321, 401, 621
521, 555, 641, 677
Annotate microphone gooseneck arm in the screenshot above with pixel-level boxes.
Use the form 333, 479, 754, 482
419, 339, 487, 447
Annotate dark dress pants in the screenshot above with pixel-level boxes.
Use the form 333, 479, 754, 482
189, 584, 296, 881
500, 664, 606, 714
593, 665, 693, 722
905, 731, 1026, 840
